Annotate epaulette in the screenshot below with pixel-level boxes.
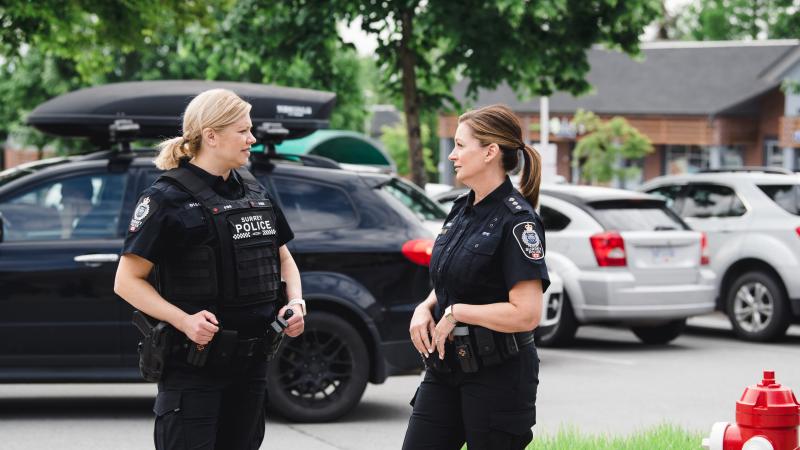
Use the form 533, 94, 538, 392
504, 193, 533, 215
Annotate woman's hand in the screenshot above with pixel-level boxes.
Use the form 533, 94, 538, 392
433, 317, 457, 359
279, 304, 305, 337
178, 310, 219, 345
409, 303, 436, 358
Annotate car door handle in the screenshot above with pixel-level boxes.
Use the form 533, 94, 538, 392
74, 254, 120, 267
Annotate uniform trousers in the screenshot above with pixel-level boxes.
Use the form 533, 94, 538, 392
152, 358, 269, 450
402, 343, 539, 450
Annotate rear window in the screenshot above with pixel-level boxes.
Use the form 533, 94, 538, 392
272, 177, 358, 231
587, 199, 688, 231
758, 184, 800, 216
380, 178, 447, 221
540, 205, 571, 231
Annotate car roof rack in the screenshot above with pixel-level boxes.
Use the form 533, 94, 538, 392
27, 80, 336, 152
251, 153, 341, 170
699, 166, 794, 175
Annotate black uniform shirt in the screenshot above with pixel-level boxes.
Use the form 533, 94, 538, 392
430, 176, 550, 319
122, 159, 294, 337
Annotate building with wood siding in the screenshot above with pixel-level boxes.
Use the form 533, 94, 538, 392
437, 40, 800, 186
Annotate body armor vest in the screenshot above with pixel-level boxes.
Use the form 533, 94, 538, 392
157, 167, 280, 308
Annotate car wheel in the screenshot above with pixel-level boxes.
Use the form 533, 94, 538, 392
631, 319, 686, 345
726, 271, 790, 342
534, 292, 578, 347
267, 311, 369, 422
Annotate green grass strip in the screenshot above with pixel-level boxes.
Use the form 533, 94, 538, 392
462, 423, 704, 449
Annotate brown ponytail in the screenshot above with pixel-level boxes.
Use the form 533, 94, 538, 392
518, 144, 542, 208
458, 104, 543, 208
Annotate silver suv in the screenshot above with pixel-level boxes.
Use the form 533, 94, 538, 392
537, 185, 716, 346
641, 169, 800, 341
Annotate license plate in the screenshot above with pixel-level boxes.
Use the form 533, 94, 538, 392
650, 246, 675, 264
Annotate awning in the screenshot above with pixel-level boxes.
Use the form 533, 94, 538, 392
275, 130, 396, 171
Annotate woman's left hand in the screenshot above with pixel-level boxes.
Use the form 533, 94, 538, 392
433, 317, 456, 359
279, 304, 305, 337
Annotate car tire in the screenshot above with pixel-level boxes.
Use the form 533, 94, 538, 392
631, 319, 686, 345
266, 311, 369, 423
725, 271, 791, 342
534, 292, 578, 347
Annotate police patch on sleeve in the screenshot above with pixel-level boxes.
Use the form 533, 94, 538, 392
513, 222, 544, 260
129, 196, 158, 233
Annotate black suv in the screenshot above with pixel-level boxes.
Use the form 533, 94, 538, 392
0, 81, 432, 422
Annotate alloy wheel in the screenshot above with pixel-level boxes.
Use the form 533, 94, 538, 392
276, 328, 354, 407
733, 281, 774, 333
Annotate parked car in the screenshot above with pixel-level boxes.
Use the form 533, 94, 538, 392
432, 187, 469, 212
0, 80, 433, 423
640, 168, 800, 341
435, 184, 716, 346
373, 176, 448, 236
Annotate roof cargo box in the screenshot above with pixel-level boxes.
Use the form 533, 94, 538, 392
27, 80, 335, 143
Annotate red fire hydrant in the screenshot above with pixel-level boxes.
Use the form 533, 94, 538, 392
702, 370, 800, 450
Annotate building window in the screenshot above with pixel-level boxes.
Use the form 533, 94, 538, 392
764, 139, 782, 167
621, 158, 645, 189
664, 145, 744, 174
665, 145, 710, 175
720, 146, 744, 168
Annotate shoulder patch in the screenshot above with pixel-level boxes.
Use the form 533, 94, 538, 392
129, 195, 159, 233
504, 195, 530, 214
513, 221, 544, 260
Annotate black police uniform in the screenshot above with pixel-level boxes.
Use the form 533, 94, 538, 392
122, 158, 294, 450
403, 176, 549, 450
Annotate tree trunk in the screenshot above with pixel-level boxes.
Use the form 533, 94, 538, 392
399, 8, 426, 187
749, 0, 760, 39
657, 0, 670, 40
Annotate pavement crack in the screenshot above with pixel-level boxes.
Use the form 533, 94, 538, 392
286, 424, 348, 450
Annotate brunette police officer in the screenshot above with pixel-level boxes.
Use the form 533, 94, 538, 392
403, 104, 549, 450
114, 89, 306, 450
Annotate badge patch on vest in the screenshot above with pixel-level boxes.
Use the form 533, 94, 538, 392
228, 212, 277, 241
129, 196, 157, 233
513, 222, 544, 260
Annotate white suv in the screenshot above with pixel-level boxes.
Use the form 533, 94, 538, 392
640, 169, 800, 341
537, 185, 716, 346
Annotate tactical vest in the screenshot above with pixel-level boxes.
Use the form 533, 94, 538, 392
156, 167, 281, 308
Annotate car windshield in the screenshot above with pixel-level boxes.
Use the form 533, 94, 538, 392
380, 178, 447, 221
587, 199, 688, 231
758, 184, 800, 216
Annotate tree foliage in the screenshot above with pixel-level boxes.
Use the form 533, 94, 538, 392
0, 1, 210, 82
379, 120, 437, 179
257, 0, 661, 187
0, 1, 366, 152
571, 109, 653, 184
675, 0, 800, 40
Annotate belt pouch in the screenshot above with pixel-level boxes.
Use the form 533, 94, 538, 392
208, 329, 238, 366
474, 326, 502, 367
502, 333, 520, 359
453, 326, 478, 373
423, 353, 452, 373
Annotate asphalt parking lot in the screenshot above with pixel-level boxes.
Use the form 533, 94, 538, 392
1, 313, 798, 450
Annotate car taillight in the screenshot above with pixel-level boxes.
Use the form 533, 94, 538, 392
700, 232, 710, 265
590, 232, 626, 267
796, 227, 800, 238
402, 239, 434, 266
